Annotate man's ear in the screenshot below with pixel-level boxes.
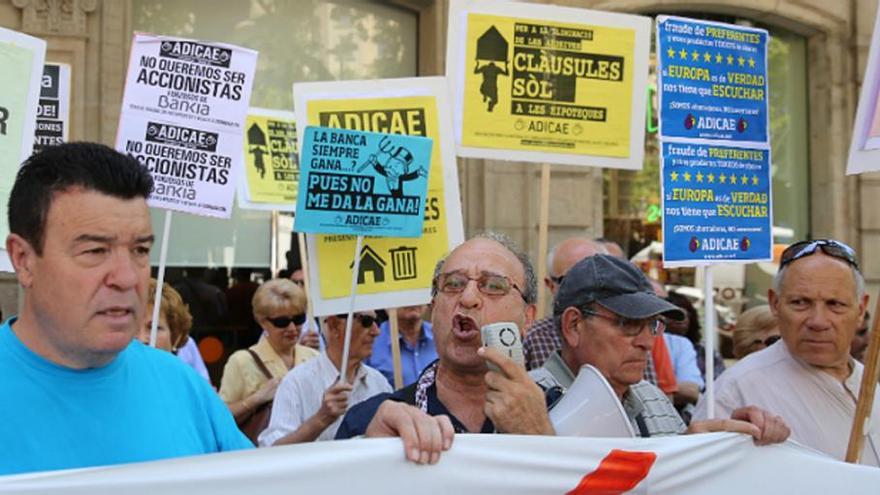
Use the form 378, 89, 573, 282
560, 307, 581, 348
858, 293, 869, 323
6, 234, 36, 288
767, 288, 779, 318
522, 302, 537, 336
324, 315, 341, 338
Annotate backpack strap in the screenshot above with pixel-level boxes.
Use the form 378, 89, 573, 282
246, 349, 274, 380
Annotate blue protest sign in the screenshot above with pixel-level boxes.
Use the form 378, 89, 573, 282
294, 126, 433, 237
657, 17, 768, 144
661, 142, 771, 264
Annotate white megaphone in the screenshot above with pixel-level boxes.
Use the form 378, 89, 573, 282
549, 364, 636, 438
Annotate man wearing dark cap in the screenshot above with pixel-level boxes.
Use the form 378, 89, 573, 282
533, 254, 790, 442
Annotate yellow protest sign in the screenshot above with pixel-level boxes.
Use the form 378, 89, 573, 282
294, 78, 464, 316
448, 0, 651, 169
240, 108, 298, 211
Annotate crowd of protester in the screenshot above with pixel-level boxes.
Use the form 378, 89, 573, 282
2, 143, 877, 477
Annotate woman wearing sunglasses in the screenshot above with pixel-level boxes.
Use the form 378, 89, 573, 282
219, 278, 319, 443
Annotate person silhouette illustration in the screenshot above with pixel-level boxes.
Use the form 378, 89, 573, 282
474, 60, 509, 112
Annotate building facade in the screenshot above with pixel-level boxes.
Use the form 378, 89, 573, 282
0, 0, 877, 319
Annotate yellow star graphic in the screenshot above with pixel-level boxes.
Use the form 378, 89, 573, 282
667, 47, 676, 59
715, 53, 723, 64
719, 173, 727, 184
704, 52, 712, 63
691, 50, 700, 61
670, 171, 679, 181
737, 56, 745, 66
726, 54, 734, 65
696, 172, 704, 182
748, 57, 756, 68
680, 48, 688, 59
740, 174, 749, 185
751, 175, 759, 185
683, 171, 692, 182
707, 173, 715, 183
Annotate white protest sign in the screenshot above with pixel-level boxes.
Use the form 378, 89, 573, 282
293, 77, 464, 317
446, 0, 651, 168
116, 34, 258, 218
33, 62, 70, 153
848, 7, 880, 174
1, 434, 877, 494
0, 27, 46, 272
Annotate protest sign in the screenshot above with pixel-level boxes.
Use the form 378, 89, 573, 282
2, 434, 878, 494
657, 17, 772, 267
294, 126, 432, 238
660, 142, 771, 264
447, 0, 651, 169
657, 17, 769, 144
116, 34, 257, 218
847, 7, 880, 174
0, 28, 46, 272
293, 77, 464, 316
33, 63, 70, 153
239, 108, 298, 211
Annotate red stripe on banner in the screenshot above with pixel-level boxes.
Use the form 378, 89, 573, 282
566, 449, 657, 495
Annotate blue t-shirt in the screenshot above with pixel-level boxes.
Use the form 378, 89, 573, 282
0, 318, 252, 476
365, 321, 437, 387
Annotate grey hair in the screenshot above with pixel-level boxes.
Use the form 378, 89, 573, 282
431, 231, 538, 304
773, 262, 865, 300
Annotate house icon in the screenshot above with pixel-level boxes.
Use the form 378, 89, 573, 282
350, 245, 387, 284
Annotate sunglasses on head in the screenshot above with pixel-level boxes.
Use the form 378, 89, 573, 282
267, 313, 307, 328
779, 239, 859, 271
335, 313, 377, 328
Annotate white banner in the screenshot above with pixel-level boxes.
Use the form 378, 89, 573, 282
1, 434, 877, 494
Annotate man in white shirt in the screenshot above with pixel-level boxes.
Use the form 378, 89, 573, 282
259, 311, 391, 444
694, 239, 880, 466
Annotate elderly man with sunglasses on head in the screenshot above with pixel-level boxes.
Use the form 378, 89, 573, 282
532, 254, 789, 442
694, 239, 880, 465
259, 310, 391, 446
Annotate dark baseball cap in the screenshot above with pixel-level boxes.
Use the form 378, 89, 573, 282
553, 254, 685, 321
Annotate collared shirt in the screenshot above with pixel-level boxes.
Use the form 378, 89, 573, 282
366, 320, 437, 387
524, 316, 660, 386
530, 351, 686, 437
258, 353, 391, 445
523, 316, 561, 371
693, 340, 880, 466
664, 333, 705, 389
335, 364, 495, 439
218, 337, 319, 403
